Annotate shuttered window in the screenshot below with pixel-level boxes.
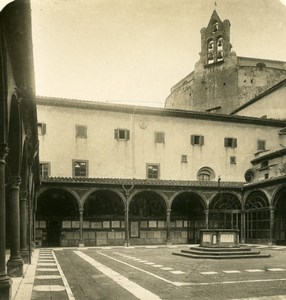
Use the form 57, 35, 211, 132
191, 135, 204, 146
224, 137, 237, 148
114, 129, 130, 141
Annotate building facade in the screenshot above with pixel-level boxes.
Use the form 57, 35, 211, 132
0, 1, 39, 298
36, 97, 286, 247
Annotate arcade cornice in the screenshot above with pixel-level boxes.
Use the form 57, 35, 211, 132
41, 177, 244, 190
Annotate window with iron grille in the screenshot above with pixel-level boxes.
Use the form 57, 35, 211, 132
181, 155, 188, 163
257, 140, 266, 151
39, 162, 50, 178
73, 160, 88, 177
147, 164, 160, 179
155, 132, 165, 143
230, 156, 236, 164
224, 137, 237, 148
191, 135, 204, 146
114, 129, 130, 141
37, 123, 46, 135
75, 125, 87, 138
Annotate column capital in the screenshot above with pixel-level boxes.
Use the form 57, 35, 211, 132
166, 208, 171, 213
0, 143, 9, 162
20, 191, 28, 201
8, 177, 21, 188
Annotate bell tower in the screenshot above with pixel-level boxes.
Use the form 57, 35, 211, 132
199, 10, 231, 66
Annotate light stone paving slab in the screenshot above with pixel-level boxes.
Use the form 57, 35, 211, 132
145, 262, 155, 265
33, 285, 65, 292
223, 270, 241, 274
37, 262, 57, 266
138, 260, 148, 263
152, 264, 164, 268
170, 270, 186, 275
245, 269, 265, 273
161, 267, 173, 271
37, 268, 59, 272
200, 271, 219, 275
35, 275, 62, 279
267, 268, 285, 271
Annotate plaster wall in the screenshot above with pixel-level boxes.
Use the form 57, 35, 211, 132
37, 102, 283, 182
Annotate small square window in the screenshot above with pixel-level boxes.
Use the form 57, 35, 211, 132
146, 164, 160, 179
181, 155, 188, 163
73, 160, 88, 177
224, 137, 237, 148
76, 125, 87, 138
114, 129, 130, 141
191, 135, 204, 146
257, 140, 266, 151
230, 156, 236, 164
39, 162, 50, 178
155, 132, 165, 143
37, 123, 46, 135
264, 173, 269, 179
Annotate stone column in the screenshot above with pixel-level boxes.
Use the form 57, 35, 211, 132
240, 210, 245, 244
204, 209, 209, 229
79, 210, 84, 247
124, 206, 130, 247
269, 207, 275, 246
0, 144, 12, 299
20, 191, 29, 263
7, 176, 24, 277
166, 209, 172, 245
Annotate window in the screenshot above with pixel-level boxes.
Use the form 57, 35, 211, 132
76, 125, 87, 138
114, 129, 130, 141
37, 123, 46, 135
224, 137, 237, 148
181, 155, 188, 163
147, 164, 160, 179
257, 140, 266, 151
191, 135, 204, 146
155, 132, 165, 143
230, 156, 236, 164
197, 167, 215, 181
39, 162, 50, 178
73, 160, 88, 177
244, 169, 254, 183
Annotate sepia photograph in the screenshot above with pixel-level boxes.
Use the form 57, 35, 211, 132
1, 0, 286, 299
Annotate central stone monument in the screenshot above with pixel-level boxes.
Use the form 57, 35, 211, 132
200, 229, 239, 248
173, 228, 271, 259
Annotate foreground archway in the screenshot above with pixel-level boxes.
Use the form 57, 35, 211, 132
36, 188, 79, 246
274, 186, 286, 245
129, 191, 167, 245
83, 190, 125, 246
245, 191, 270, 243
171, 192, 205, 244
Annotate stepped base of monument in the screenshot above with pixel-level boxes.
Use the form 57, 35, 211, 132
172, 245, 271, 259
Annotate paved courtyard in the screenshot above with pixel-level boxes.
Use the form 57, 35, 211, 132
13, 244, 286, 300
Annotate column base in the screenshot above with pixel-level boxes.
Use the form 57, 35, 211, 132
7, 257, 23, 277
124, 241, 130, 247
0, 274, 12, 300
78, 243, 85, 248
20, 249, 30, 264
165, 239, 172, 245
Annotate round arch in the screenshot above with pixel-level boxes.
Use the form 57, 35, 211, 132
129, 190, 167, 218
244, 190, 270, 243
209, 192, 241, 230
170, 191, 205, 244
36, 187, 81, 247
83, 189, 125, 219
272, 184, 286, 245
128, 189, 168, 209
82, 187, 126, 207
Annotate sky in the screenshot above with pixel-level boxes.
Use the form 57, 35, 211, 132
23, 0, 286, 107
